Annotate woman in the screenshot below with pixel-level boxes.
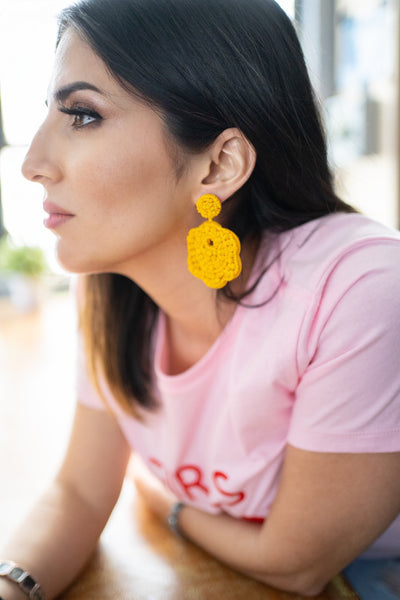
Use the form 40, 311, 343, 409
1, 0, 399, 598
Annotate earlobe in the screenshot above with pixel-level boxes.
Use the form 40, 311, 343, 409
201, 129, 256, 200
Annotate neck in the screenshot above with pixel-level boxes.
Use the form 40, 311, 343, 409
114, 234, 259, 370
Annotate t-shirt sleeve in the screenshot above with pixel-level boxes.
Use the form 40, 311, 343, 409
288, 239, 400, 453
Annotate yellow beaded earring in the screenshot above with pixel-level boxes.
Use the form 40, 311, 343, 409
187, 193, 242, 289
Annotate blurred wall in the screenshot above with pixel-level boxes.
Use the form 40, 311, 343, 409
298, 0, 399, 228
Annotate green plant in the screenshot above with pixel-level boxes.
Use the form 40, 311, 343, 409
0, 237, 47, 278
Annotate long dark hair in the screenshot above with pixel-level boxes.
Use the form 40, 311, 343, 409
59, 0, 354, 413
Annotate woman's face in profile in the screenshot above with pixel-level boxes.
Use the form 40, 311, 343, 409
22, 29, 197, 277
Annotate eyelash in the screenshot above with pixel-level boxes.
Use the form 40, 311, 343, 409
58, 105, 103, 129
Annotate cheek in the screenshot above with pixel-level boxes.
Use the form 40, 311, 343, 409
74, 137, 172, 210
56, 122, 191, 274
87, 149, 178, 228
57, 158, 181, 271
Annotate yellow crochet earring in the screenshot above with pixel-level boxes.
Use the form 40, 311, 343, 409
187, 193, 242, 289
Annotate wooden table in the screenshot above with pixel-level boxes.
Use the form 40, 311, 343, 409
0, 292, 359, 600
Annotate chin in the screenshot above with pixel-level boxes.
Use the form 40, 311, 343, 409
56, 246, 106, 275
55, 239, 136, 277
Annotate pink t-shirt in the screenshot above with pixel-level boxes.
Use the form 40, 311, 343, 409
77, 213, 400, 558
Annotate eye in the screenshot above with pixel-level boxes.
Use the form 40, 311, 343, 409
71, 111, 97, 128
58, 105, 103, 129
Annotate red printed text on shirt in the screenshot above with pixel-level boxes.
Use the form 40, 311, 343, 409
149, 457, 246, 508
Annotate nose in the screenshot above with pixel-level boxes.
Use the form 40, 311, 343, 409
21, 122, 61, 184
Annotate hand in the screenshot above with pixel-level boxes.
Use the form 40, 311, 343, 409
129, 455, 178, 523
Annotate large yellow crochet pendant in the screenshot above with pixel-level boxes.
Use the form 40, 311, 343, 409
187, 194, 242, 289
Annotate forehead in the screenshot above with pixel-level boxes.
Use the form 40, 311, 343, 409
49, 28, 124, 102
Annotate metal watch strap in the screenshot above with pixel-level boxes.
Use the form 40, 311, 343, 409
0, 561, 45, 600
167, 501, 185, 538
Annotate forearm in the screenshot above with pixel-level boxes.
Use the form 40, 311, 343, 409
0, 480, 110, 600
178, 506, 323, 596
175, 447, 400, 597
133, 455, 324, 595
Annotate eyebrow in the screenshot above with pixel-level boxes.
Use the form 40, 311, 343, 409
53, 81, 105, 104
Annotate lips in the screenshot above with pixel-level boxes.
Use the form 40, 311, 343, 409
43, 200, 75, 230
43, 200, 74, 217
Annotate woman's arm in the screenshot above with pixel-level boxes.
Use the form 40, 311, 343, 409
0, 403, 131, 600
134, 446, 400, 596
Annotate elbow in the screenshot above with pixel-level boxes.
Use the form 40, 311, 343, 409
269, 573, 327, 597
287, 573, 327, 597
249, 535, 338, 595
256, 564, 331, 597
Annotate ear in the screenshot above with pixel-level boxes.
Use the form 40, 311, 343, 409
200, 128, 256, 201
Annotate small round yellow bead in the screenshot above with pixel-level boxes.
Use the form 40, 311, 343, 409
196, 194, 221, 220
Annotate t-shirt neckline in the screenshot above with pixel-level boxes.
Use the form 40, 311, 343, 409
155, 236, 270, 385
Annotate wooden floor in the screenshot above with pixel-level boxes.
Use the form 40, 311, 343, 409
0, 292, 359, 599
